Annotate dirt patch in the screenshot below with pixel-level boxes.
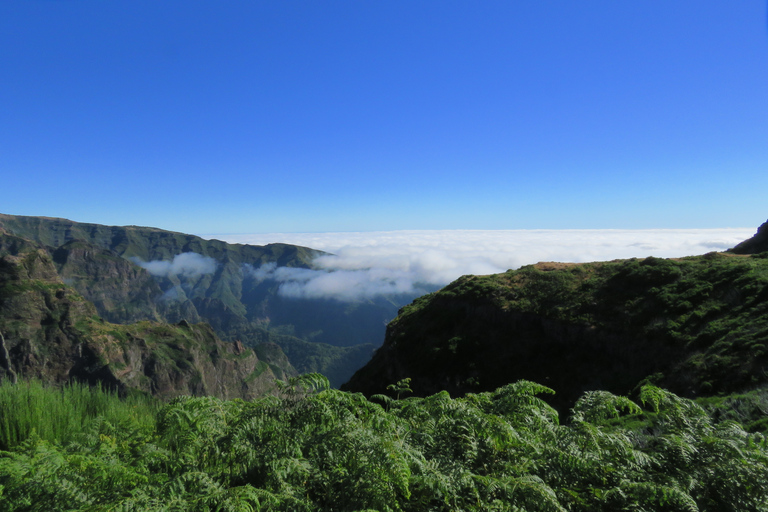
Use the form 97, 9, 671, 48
533, 261, 580, 271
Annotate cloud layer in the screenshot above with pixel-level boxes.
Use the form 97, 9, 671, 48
222, 228, 755, 302
131, 252, 218, 278
244, 262, 426, 301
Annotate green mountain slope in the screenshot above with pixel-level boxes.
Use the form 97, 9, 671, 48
344, 229, 768, 410
0, 213, 321, 330
0, 232, 288, 399
0, 213, 404, 384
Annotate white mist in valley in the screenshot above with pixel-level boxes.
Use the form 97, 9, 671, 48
131, 252, 218, 278
243, 262, 425, 301
213, 229, 755, 302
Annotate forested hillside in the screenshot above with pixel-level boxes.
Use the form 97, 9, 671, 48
346, 232, 768, 411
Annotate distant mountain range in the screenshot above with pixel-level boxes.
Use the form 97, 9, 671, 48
0, 213, 420, 387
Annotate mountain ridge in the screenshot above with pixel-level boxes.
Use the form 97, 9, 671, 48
729, 219, 768, 255
0, 213, 409, 385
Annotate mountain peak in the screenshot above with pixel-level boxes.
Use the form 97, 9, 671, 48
729, 219, 768, 254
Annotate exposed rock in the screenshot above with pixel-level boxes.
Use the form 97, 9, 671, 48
0, 232, 285, 399
0, 213, 406, 384
52, 239, 169, 324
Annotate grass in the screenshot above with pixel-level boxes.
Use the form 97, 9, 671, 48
0, 379, 159, 451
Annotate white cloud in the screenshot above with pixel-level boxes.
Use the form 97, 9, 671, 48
159, 286, 184, 302
215, 228, 755, 302
131, 252, 218, 278
243, 262, 427, 301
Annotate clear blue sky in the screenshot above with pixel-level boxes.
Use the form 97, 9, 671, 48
2, 1, 767, 234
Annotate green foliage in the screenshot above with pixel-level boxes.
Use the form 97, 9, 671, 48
387, 378, 413, 399
350, 252, 768, 409
2, 378, 767, 511
695, 388, 768, 433
0, 379, 158, 451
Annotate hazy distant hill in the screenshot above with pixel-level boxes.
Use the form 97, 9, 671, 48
345, 220, 768, 410
0, 214, 406, 385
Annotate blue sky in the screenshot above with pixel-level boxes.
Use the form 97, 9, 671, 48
2, 1, 767, 234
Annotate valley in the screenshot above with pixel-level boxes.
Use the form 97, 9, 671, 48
0, 213, 418, 388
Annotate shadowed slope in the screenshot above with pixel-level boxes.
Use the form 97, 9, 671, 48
345, 246, 768, 411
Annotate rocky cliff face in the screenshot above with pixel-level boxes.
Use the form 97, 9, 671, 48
0, 213, 405, 385
0, 233, 96, 385
344, 252, 768, 410
0, 232, 291, 399
52, 239, 168, 324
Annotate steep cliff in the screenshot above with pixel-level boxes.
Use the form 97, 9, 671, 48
344, 252, 768, 410
0, 214, 405, 384
52, 239, 167, 324
0, 213, 321, 330
0, 232, 290, 399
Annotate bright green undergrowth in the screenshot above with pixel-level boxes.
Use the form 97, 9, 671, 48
0, 380, 158, 451
1, 376, 767, 511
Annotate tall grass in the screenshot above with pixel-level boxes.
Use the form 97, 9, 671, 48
0, 379, 159, 450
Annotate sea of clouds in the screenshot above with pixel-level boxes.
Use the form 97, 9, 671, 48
211, 228, 756, 302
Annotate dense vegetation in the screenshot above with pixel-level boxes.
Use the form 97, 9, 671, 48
1, 376, 767, 511
346, 252, 768, 410
0, 380, 158, 452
